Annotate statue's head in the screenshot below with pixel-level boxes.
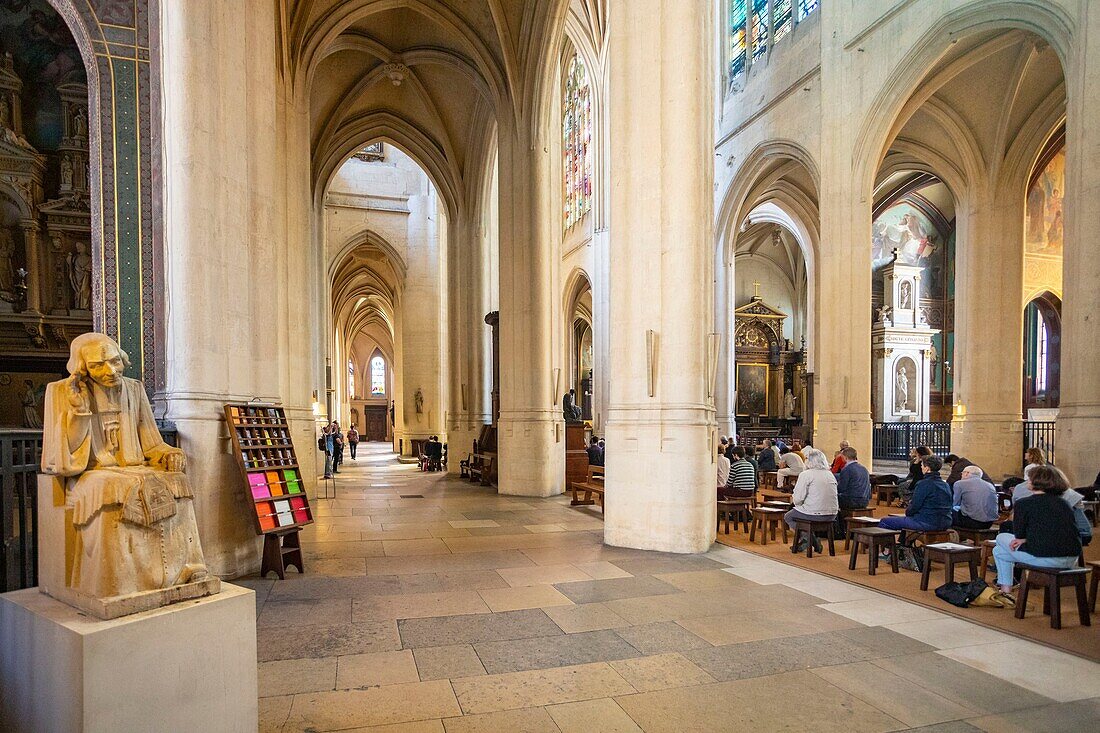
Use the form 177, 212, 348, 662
67, 332, 130, 388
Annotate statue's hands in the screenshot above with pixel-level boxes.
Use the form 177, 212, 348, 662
164, 449, 185, 473
67, 374, 92, 415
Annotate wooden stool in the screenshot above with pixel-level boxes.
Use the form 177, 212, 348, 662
1088, 561, 1100, 613
1015, 564, 1092, 629
761, 472, 778, 491
979, 539, 997, 583
761, 500, 792, 510
875, 484, 900, 506
749, 507, 788, 546
717, 499, 752, 534
920, 544, 982, 591
953, 526, 998, 546
792, 517, 836, 558
912, 530, 953, 546
844, 516, 880, 551
848, 527, 900, 575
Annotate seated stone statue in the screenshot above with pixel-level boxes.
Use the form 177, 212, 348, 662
39, 332, 218, 618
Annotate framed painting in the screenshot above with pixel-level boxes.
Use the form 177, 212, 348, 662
736, 363, 768, 416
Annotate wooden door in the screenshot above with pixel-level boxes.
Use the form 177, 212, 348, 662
364, 406, 387, 441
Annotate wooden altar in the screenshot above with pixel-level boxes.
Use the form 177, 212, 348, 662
733, 295, 807, 424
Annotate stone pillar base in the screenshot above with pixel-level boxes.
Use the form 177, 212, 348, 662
951, 414, 1021, 480
603, 412, 713, 554
497, 410, 564, 497
0, 584, 257, 733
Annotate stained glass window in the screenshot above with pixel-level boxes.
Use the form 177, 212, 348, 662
773, 0, 793, 44
370, 356, 385, 396
798, 0, 819, 20
750, 0, 768, 60
348, 359, 355, 399
729, 1, 748, 78
563, 54, 592, 231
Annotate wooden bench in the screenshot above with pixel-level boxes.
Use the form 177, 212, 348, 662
470, 451, 496, 485
749, 507, 788, 545
849, 527, 900, 575
953, 526, 998, 545
1016, 564, 1092, 629
571, 465, 605, 508
717, 498, 752, 534
920, 543, 982, 591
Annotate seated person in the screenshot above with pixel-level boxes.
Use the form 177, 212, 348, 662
586, 436, 604, 467
784, 448, 839, 553
944, 454, 993, 485
744, 445, 760, 488
898, 446, 932, 501
756, 440, 778, 472
1022, 446, 1047, 482
879, 455, 953, 537
716, 446, 731, 498
830, 440, 850, 474
992, 466, 1083, 604
836, 447, 871, 510
1010, 472, 1093, 547
790, 440, 806, 460
951, 465, 999, 530
725, 446, 756, 499
776, 447, 805, 486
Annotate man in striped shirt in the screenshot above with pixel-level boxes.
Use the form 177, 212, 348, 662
725, 446, 756, 498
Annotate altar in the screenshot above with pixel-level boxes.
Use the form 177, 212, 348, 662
732, 291, 808, 426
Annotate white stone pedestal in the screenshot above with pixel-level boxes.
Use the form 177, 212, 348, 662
0, 583, 257, 733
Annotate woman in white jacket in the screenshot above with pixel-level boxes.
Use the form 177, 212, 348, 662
783, 448, 839, 553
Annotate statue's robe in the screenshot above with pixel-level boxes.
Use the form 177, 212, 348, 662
41, 377, 207, 599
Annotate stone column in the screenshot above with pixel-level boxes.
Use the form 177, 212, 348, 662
158, 0, 284, 577
446, 213, 488, 472
20, 222, 42, 313
950, 184, 1023, 478
1058, 15, 1100, 485
495, 111, 563, 497
603, 0, 715, 553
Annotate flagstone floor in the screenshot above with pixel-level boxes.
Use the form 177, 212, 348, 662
244, 443, 1100, 732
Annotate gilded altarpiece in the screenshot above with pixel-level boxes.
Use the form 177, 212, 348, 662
733, 296, 805, 421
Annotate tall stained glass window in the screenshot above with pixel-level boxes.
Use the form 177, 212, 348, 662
729, 1, 748, 78
370, 356, 386, 396
773, 0, 793, 44
750, 0, 769, 60
348, 359, 355, 399
563, 54, 592, 231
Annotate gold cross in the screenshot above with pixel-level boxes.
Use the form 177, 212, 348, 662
753, 281, 761, 298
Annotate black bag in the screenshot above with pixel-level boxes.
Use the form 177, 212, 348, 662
935, 582, 970, 608
935, 578, 989, 608
317, 436, 326, 451
896, 545, 924, 572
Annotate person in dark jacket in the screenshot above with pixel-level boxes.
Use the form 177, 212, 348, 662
992, 465, 1082, 599
756, 440, 778, 472
586, 436, 604, 466
899, 446, 932, 501
835, 447, 871, 509
944, 454, 992, 485
879, 455, 953, 533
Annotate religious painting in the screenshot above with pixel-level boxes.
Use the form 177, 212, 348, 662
872, 199, 949, 302
736, 363, 768, 416
0, 0, 85, 151
1026, 148, 1064, 255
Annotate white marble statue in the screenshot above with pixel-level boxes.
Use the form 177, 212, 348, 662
894, 365, 909, 413
60, 155, 74, 188
74, 108, 87, 138
783, 388, 796, 418
39, 333, 217, 617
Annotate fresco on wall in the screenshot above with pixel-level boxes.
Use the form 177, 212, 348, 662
0, 0, 85, 151
1026, 149, 1064, 255
872, 201, 945, 299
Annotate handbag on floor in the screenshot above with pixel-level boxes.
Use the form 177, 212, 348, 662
935, 579, 991, 608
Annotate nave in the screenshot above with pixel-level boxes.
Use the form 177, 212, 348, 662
248, 444, 1099, 732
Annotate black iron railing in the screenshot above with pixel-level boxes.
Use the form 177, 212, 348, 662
0, 426, 177, 593
872, 421, 952, 461
1022, 421, 1056, 466
1, 430, 42, 593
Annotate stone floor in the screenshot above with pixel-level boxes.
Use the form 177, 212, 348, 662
244, 443, 1100, 732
